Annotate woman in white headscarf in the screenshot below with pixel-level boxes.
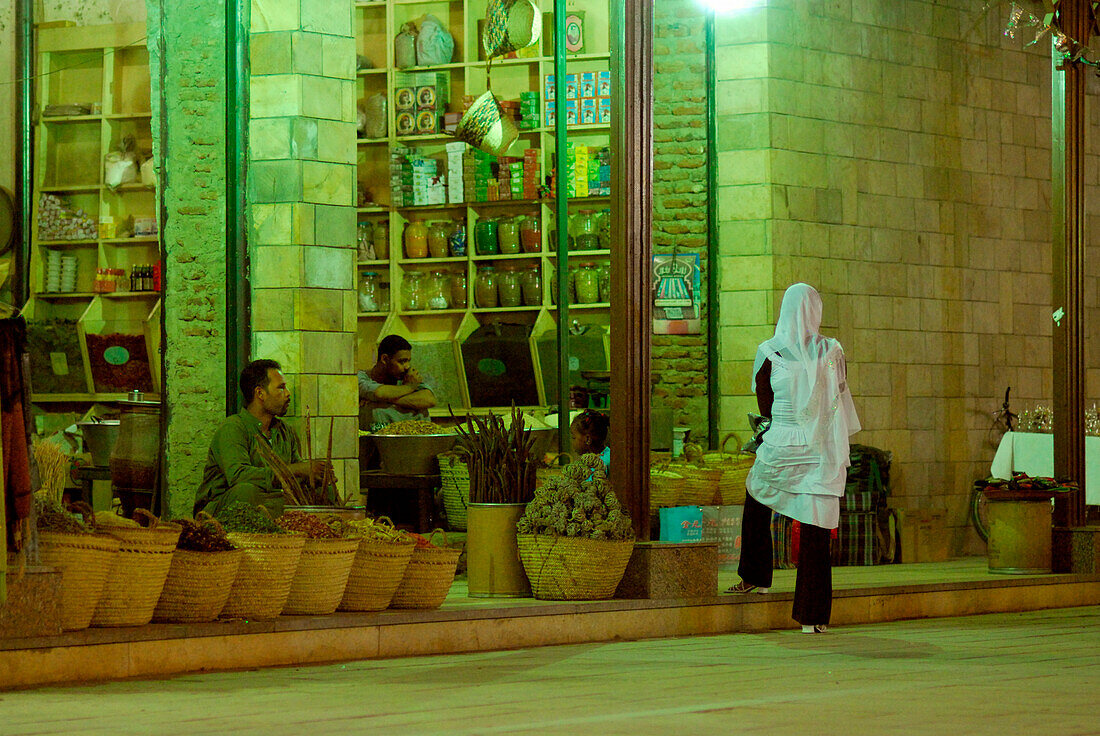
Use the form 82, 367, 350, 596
727, 283, 860, 634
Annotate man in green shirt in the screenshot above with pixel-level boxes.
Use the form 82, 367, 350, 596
195, 359, 330, 517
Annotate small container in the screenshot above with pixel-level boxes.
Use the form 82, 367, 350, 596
427, 271, 450, 310
596, 209, 611, 250
521, 264, 543, 306
378, 279, 391, 311
402, 271, 425, 311
498, 216, 520, 254
448, 222, 467, 256
404, 221, 428, 259
358, 271, 380, 312
373, 221, 390, 260
575, 263, 598, 303
497, 265, 522, 308
571, 210, 599, 251
475, 266, 498, 308
357, 221, 375, 261
520, 216, 541, 253
428, 222, 450, 259
474, 218, 499, 256
450, 270, 468, 308
597, 263, 611, 303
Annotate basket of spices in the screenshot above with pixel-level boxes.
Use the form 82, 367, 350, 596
389, 529, 463, 610
90, 509, 182, 627
338, 517, 416, 612
276, 511, 360, 616
218, 502, 306, 621
153, 516, 242, 623
437, 452, 470, 530
34, 498, 121, 631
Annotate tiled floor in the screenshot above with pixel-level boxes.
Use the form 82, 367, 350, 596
3, 605, 1099, 735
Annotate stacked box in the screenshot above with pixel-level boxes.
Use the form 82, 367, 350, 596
545, 69, 611, 127
390, 144, 413, 208
523, 148, 541, 199
464, 149, 495, 203
411, 157, 439, 206
589, 146, 611, 196
446, 142, 465, 204
519, 91, 540, 129
395, 71, 450, 137
573, 143, 588, 198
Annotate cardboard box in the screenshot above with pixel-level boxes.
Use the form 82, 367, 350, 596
395, 86, 416, 111
581, 98, 597, 125
597, 70, 611, 98
565, 73, 578, 101
565, 99, 578, 126
580, 72, 596, 98
897, 509, 949, 563
598, 98, 612, 125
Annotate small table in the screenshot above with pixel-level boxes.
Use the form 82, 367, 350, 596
360, 470, 440, 532
991, 432, 1100, 504
73, 465, 112, 505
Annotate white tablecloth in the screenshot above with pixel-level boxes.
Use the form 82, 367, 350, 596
990, 431, 1100, 504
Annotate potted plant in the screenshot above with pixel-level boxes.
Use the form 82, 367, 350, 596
515, 454, 635, 600
455, 405, 539, 597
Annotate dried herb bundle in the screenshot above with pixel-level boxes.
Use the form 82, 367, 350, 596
276, 510, 340, 538
34, 496, 89, 535
175, 517, 236, 552
216, 501, 288, 534
454, 404, 538, 504
517, 454, 634, 541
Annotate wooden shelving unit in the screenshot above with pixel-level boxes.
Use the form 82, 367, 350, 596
353, 0, 612, 410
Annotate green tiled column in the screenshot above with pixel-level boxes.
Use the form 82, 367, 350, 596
249, 0, 359, 500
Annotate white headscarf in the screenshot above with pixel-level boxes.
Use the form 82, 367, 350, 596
752, 284, 860, 482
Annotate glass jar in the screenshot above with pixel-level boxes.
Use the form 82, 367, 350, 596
498, 216, 520, 254
520, 216, 541, 253
571, 210, 599, 251
575, 262, 599, 303
521, 264, 543, 306
428, 222, 450, 258
402, 271, 425, 311
448, 222, 467, 256
404, 221, 428, 259
474, 218, 499, 255
475, 266, 498, 308
596, 209, 611, 250
498, 265, 522, 308
373, 220, 389, 260
597, 263, 611, 303
377, 279, 391, 311
357, 221, 375, 262
450, 270, 468, 308
358, 271, 380, 312
549, 228, 574, 251
427, 271, 450, 309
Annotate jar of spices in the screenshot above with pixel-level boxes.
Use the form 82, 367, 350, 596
377, 279, 391, 311
357, 221, 375, 262
448, 222, 467, 256
402, 271, 425, 311
428, 222, 450, 259
497, 265, 522, 308
475, 266, 498, 308
597, 263, 611, 303
427, 271, 450, 310
596, 209, 611, 250
498, 216, 520, 254
571, 210, 599, 251
474, 217, 499, 256
520, 216, 541, 253
358, 271, 380, 312
404, 221, 428, 259
450, 270, 468, 308
575, 262, 599, 303
373, 220, 389, 260
521, 264, 543, 306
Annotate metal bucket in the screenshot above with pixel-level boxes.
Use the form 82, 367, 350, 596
466, 503, 531, 598
77, 420, 120, 467
371, 433, 457, 475
987, 498, 1053, 574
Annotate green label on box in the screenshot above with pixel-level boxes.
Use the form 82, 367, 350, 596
103, 346, 131, 366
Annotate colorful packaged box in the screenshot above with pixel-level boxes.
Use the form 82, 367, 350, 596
544, 100, 556, 127
395, 111, 416, 136
565, 73, 578, 101
580, 72, 596, 98
395, 86, 416, 111
597, 70, 611, 98
598, 98, 612, 125
416, 86, 438, 110
581, 98, 597, 125
565, 99, 578, 126
544, 75, 555, 101
415, 110, 439, 134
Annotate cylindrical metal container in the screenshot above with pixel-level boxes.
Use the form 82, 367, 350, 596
987, 498, 1053, 574
78, 419, 120, 467
466, 503, 531, 598
109, 399, 161, 515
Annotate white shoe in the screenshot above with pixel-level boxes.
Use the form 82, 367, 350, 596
801, 625, 828, 634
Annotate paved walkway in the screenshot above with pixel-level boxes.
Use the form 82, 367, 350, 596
3, 606, 1099, 735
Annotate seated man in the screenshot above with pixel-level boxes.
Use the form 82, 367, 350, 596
195, 359, 330, 517
358, 334, 437, 430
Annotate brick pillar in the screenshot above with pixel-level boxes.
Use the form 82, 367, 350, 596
248, 0, 359, 500
147, 0, 230, 518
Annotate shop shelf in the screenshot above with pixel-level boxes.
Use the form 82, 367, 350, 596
104, 112, 152, 120
397, 203, 467, 213
472, 306, 542, 313
42, 115, 103, 123
395, 133, 458, 144
37, 239, 98, 246
547, 249, 611, 258
101, 236, 159, 244
399, 309, 468, 316
356, 69, 387, 77
39, 185, 102, 192
356, 206, 388, 213
398, 257, 466, 265
356, 259, 390, 267
567, 302, 610, 310
101, 291, 161, 299
356, 136, 389, 145
36, 292, 98, 299
357, 311, 389, 319
471, 252, 543, 261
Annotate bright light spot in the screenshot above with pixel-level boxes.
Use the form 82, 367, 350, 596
697, 0, 765, 13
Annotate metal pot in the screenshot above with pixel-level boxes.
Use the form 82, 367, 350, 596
77, 419, 120, 467
370, 433, 458, 475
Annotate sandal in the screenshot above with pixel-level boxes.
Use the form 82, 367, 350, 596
727, 581, 769, 594
801, 625, 828, 634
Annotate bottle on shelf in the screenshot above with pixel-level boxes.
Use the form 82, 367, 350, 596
475, 266, 498, 308
597, 263, 611, 303
571, 210, 599, 251
575, 262, 600, 304
498, 265, 522, 308
402, 271, 425, 311
359, 271, 380, 312
357, 221, 375, 261
428, 222, 450, 259
521, 263, 543, 306
404, 221, 428, 259
596, 209, 611, 250
498, 216, 520, 255
427, 270, 450, 310
450, 270, 468, 308
520, 215, 541, 253
474, 217, 499, 256
373, 220, 389, 260
448, 221, 467, 256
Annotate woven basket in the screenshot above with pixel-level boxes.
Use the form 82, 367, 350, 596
701, 433, 753, 505
338, 537, 416, 611
517, 534, 634, 600
152, 549, 243, 623
282, 537, 360, 615
438, 453, 470, 531
674, 464, 723, 506
36, 532, 121, 631
221, 533, 306, 620
91, 523, 182, 627
389, 531, 462, 610
649, 468, 684, 508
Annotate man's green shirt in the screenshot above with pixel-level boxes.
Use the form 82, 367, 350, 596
199, 409, 302, 501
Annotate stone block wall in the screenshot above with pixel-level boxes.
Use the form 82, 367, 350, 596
716, 0, 1070, 554
652, 0, 711, 443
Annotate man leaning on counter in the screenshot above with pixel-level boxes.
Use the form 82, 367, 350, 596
358, 334, 437, 430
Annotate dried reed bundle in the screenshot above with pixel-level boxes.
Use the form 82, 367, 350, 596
33, 440, 69, 505
454, 404, 537, 504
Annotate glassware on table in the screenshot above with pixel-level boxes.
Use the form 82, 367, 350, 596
404, 221, 428, 259
402, 271, 426, 311
475, 266, 498, 308
428, 222, 450, 259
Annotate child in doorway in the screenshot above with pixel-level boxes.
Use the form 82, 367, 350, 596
570, 409, 610, 475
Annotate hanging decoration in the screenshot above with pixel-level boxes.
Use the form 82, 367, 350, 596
1002, 1, 1100, 66
482, 0, 542, 61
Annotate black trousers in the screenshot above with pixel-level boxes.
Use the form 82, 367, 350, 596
737, 493, 832, 626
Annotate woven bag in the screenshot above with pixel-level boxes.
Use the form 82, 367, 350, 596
389, 530, 462, 610
339, 536, 416, 611
36, 532, 120, 631
91, 517, 182, 627
282, 537, 360, 615
152, 548, 243, 623
517, 534, 634, 600
438, 453, 470, 531
221, 532, 306, 620
700, 435, 754, 505
649, 468, 684, 508
671, 463, 723, 506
